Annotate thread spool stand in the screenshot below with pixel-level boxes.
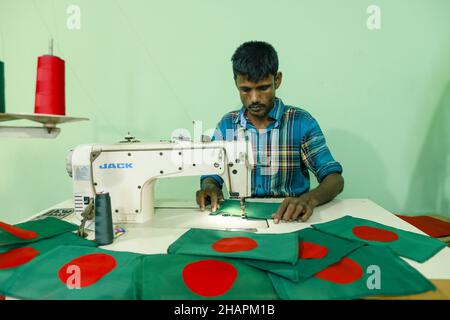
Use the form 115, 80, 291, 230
0, 39, 89, 138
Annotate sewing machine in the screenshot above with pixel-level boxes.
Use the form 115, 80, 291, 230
66, 135, 254, 227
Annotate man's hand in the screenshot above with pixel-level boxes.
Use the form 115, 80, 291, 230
272, 173, 344, 223
196, 178, 224, 212
272, 194, 318, 223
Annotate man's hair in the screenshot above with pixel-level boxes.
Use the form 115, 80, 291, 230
231, 41, 279, 83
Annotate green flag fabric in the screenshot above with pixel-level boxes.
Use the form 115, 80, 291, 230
211, 199, 280, 220
0, 233, 97, 295
2, 245, 142, 300
243, 228, 363, 282
270, 245, 435, 300
312, 215, 446, 262
168, 228, 299, 264
0, 218, 78, 247
137, 254, 279, 300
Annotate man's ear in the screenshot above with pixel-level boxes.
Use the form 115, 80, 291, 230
274, 72, 283, 89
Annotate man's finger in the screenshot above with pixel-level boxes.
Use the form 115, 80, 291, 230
198, 193, 206, 211
292, 205, 304, 221
210, 192, 219, 212
300, 206, 313, 222
282, 203, 296, 221
196, 191, 201, 206
274, 199, 289, 223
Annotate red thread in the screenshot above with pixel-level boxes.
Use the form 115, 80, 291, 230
58, 253, 117, 288
0, 221, 38, 240
352, 226, 399, 242
34, 55, 65, 115
314, 257, 363, 284
211, 237, 258, 253
298, 241, 328, 259
0, 247, 40, 269
182, 259, 237, 297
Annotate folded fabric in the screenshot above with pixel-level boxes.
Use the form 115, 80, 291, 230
168, 228, 299, 264
210, 199, 280, 220
137, 254, 278, 300
396, 215, 450, 238
0, 217, 78, 246
270, 245, 435, 300
0, 232, 97, 295
3, 245, 142, 300
312, 216, 446, 262
243, 228, 363, 282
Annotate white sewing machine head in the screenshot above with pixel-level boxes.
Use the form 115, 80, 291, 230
66, 137, 254, 224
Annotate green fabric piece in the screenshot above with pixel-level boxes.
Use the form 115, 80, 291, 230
0, 60, 5, 113
312, 215, 446, 262
0, 233, 97, 295
243, 228, 363, 282
270, 245, 436, 300
137, 254, 279, 300
211, 199, 280, 220
3, 245, 142, 300
0, 217, 78, 247
168, 228, 298, 264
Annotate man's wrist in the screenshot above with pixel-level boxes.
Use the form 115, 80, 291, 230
201, 178, 221, 191
299, 193, 319, 208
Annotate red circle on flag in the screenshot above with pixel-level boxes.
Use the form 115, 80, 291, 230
314, 257, 363, 284
0, 222, 38, 240
0, 247, 40, 269
211, 237, 258, 253
352, 226, 399, 242
58, 253, 117, 288
298, 241, 328, 259
182, 259, 238, 297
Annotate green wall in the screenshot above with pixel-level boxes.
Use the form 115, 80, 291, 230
0, 0, 449, 223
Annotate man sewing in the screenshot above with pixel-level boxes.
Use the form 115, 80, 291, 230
196, 41, 344, 223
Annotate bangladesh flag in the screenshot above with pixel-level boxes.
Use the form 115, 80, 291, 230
210, 199, 279, 220
243, 228, 363, 282
312, 216, 446, 262
270, 245, 435, 300
3, 245, 142, 300
0, 232, 97, 295
167, 228, 298, 264
137, 254, 278, 300
0, 218, 78, 246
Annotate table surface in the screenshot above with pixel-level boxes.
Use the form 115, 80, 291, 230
34, 197, 450, 281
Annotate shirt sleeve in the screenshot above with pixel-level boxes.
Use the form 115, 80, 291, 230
199, 119, 226, 188
300, 115, 343, 183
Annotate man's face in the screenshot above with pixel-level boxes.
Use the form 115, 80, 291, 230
235, 73, 282, 119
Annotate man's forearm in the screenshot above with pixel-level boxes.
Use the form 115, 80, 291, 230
304, 173, 344, 207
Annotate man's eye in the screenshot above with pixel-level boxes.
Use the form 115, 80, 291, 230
258, 86, 270, 91
241, 88, 251, 93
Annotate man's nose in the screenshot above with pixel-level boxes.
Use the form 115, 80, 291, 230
250, 90, 260, 104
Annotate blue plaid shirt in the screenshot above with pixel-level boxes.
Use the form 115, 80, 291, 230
201, 98, 343, 197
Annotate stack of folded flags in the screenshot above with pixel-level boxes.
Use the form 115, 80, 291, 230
0, 214, 447, 300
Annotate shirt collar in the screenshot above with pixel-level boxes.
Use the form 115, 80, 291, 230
235, 97, 285, 128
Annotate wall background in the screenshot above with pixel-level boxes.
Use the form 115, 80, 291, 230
0, 0, 449, 223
